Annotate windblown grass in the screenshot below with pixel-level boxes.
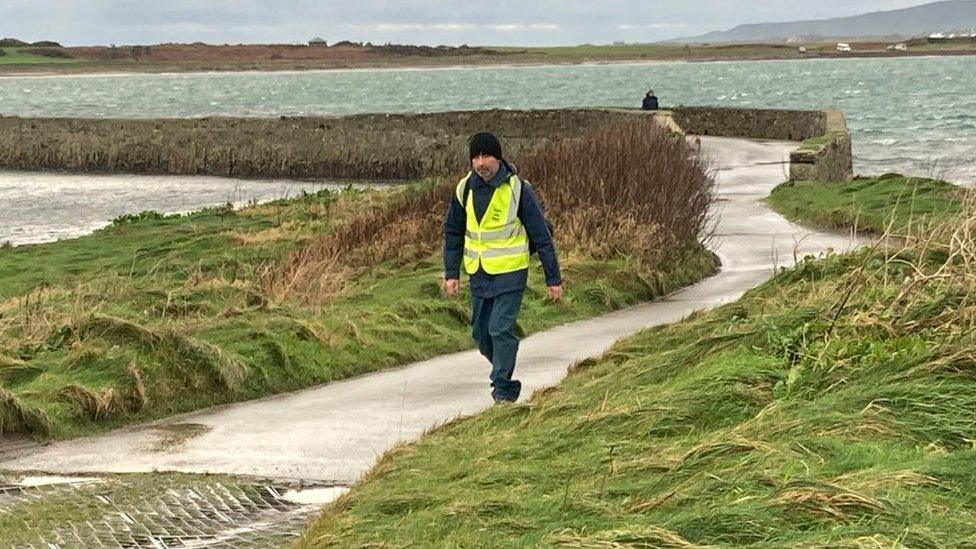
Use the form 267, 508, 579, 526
767, 174, 964, 234
0, 118, 716, 439
270, 117, 713, 303
300, 194, 976, 545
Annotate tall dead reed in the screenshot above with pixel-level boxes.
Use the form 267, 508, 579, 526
518, 118, 714, 265
265, 181, 453, 302
267, 118, 714, 303
0, 110, 640, 180
848, 190, 976, 343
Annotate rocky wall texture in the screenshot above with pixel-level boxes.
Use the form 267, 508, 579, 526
670, 106, 827, 141
788, 109, 854, 182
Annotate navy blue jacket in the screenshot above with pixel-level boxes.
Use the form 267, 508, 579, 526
443, 163, 561, 298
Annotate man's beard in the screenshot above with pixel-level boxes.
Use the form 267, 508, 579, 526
476, 167, 497, 180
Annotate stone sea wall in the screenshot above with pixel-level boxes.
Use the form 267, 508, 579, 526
787, 109, 854, 182
671, 106, 826, 141
668, 105, 852, 182
0, 106, 851, 182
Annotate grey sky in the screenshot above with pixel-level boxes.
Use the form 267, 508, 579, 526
0, 1, 932, 46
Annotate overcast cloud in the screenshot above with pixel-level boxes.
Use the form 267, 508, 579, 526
0, 0, 932, 46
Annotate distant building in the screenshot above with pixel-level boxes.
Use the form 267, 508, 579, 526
308, 37, 327, 47
836, 43, 852, 52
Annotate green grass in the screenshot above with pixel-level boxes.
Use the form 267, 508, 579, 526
301, 232, 976, 546
0, 184, 717, 439
0, 47, 82, 65
767, 174, 965, 234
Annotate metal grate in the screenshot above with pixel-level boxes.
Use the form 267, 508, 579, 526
0, 475, 329, 548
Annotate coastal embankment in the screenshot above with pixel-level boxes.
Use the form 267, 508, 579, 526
0, 113, 717, 441
0, 106, 851, 182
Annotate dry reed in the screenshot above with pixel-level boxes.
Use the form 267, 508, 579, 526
268, 118, 714, 303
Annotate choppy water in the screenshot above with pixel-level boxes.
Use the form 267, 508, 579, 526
0, 171, 352, 246
2, 56, 975, 183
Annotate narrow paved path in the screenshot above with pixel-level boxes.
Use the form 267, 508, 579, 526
1, 137, 862, 490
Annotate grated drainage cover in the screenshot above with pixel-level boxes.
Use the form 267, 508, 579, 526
0, 474, 340, 548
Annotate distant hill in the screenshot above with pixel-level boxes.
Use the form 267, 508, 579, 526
669, 0, 976, 43
0, 38, 63, 48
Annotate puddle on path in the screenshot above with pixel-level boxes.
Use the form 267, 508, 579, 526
145, 422, 213, 453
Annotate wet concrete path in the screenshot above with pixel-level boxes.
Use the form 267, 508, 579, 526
1, 136, 863, 496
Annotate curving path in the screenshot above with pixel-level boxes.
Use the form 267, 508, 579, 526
0, 137, 863, 491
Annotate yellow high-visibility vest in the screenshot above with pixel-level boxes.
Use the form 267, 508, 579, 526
454, 172, 530, 275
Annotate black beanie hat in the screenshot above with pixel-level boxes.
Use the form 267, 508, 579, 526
469, 132, 503, 160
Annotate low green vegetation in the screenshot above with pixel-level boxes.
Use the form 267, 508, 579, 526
794, 135, 829, 152
302, 189, 976, 546
768, 174, 964, 234
0, 119, 715, 439
0, 47, 80, 65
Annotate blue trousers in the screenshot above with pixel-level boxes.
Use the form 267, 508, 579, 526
471, 290, 524, 402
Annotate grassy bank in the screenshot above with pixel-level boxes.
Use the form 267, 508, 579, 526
0, 118, 715, 439
301, 191, 976, 546
768, 174, 964, 234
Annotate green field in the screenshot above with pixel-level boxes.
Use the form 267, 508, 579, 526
302, 177, 976, 546
0, 47, 81, 65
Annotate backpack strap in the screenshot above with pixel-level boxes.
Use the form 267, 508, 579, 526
455, 173, 471, 206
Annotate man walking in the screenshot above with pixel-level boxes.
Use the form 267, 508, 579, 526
443, 132, 562, 403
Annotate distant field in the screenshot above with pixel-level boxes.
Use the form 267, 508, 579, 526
0, 40, 974, 74
495, 42, 804, 61
0, 47, 82, 66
